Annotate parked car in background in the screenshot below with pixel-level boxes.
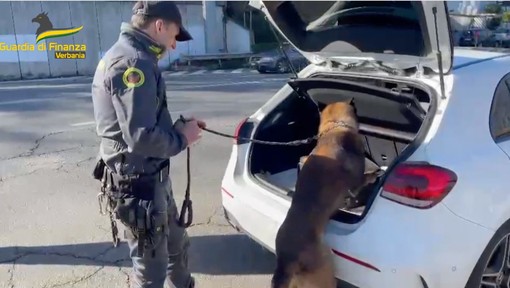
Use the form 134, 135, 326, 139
459, 28, 493, 46
482, 27, 510, 48
249, 44, 309, 74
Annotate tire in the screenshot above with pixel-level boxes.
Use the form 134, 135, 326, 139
465, 219, 510, 288
276, 60, 289, 74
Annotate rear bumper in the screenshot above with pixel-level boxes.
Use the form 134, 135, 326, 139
221, 169, 495, 288
223, 207, 359, 288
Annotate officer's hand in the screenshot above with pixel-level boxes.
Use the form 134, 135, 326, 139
197, 119, 207, 129
181, 116, 206, 129
178, 119, 202, 146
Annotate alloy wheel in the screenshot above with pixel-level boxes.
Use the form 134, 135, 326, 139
277, 61, 288, 73
481, 234, 510, 287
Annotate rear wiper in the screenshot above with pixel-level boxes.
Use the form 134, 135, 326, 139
332, 59, 404, 76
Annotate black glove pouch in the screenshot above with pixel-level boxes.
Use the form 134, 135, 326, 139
92, 158, 106, 181
109, 175, 166, 251
116, 175, 157, 201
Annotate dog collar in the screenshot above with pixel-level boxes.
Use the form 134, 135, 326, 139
318, 120, 355, 138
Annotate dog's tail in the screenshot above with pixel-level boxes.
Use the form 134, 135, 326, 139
271, 262, 298, 288
271, 267, 291, 288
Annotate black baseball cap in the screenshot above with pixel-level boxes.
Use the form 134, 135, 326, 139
132, 1, 193, 42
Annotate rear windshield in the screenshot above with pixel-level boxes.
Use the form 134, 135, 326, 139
263, 1, 426, 56
295, 1, 420, 31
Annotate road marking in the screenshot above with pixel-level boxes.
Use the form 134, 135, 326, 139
0, 77, 288, 105
168, 71, 188, 76
189, 70, 206, 75
70, 121, 95, 127
212, 70, 226, 74
0, 95, 90, 105
232, 69, 244, 74
0, 83, 91, 91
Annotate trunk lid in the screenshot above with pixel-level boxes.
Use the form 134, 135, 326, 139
249, 1, 453, 75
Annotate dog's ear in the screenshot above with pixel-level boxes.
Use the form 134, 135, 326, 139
348, 97, 357, 113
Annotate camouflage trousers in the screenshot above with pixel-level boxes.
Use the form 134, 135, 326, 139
121, 175, 194, 288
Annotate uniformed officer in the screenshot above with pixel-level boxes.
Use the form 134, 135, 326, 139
91, 1, 204, 287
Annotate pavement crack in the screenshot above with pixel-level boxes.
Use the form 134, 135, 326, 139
1, 247, 125, 267
1, 145, 91, 162
7, 131, 64, 160
76, 156, 95, 167
0, 148, 98, 182
44, 266, 104, 288
189, 207, 229, 228
2, 248, 132, 288
0, 168, 44, 182
118, 266, 131, 288
55, 164, 70, 174
0, 129, 98, 162
7, 258, 16, 288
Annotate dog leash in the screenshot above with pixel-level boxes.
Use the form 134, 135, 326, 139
199, 119, 354, 146
174, 116, 318, 228
199, 126, 318, 146
175, 117, 350, 228
178, 115, 193, 228
178, 144, 193, 228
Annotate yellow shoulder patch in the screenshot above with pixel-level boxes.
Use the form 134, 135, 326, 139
122, 67, 145, 88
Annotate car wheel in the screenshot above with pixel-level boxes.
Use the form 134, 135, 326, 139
257, 69, 266, 74
276, 60, 289, 74
465, 220, 510, 288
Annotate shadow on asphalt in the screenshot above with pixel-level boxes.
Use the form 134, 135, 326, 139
0, 234, 275, 275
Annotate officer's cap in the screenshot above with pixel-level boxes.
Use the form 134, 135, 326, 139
132, 1, 193, 42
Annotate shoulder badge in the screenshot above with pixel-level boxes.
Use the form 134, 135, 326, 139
122, 67, 145, 88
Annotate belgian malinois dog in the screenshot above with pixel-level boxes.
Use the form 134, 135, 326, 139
271, 99, 368, 288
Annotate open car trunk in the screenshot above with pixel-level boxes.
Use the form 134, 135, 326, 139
248, 73, 436, 223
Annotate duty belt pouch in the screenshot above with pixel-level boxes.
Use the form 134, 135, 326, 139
117, 175, 157, 201
111, 175, 158, 229
109, 174, 165, 257
114, 195, 166, 257
92, 158, 106, 181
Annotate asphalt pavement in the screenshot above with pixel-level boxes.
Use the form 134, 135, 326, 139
0, 70, 291, 288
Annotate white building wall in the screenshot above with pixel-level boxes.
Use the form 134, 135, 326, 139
0, 1, 252, 80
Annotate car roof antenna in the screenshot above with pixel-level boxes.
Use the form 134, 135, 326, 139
432, 6, 446, 100
265, 15, 299, 79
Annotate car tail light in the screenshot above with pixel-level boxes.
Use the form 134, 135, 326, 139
380, 162, 457, 209
234, 117, 251, 145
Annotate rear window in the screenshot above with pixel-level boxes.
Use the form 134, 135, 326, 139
263, 1, 427, 56
490, 74, 510, 141
291, 1, 420, 31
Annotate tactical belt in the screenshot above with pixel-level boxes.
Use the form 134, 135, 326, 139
96, 158, 170, 255
105, 160, 170, 200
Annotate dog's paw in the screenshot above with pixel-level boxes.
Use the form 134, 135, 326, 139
364, 169, 383, 185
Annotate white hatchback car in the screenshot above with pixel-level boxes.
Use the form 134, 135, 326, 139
220, 1, 510, 288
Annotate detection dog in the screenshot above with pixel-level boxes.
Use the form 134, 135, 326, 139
271, 99, 369, 288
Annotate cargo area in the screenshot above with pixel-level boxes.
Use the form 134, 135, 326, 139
248, 73, 435, 223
